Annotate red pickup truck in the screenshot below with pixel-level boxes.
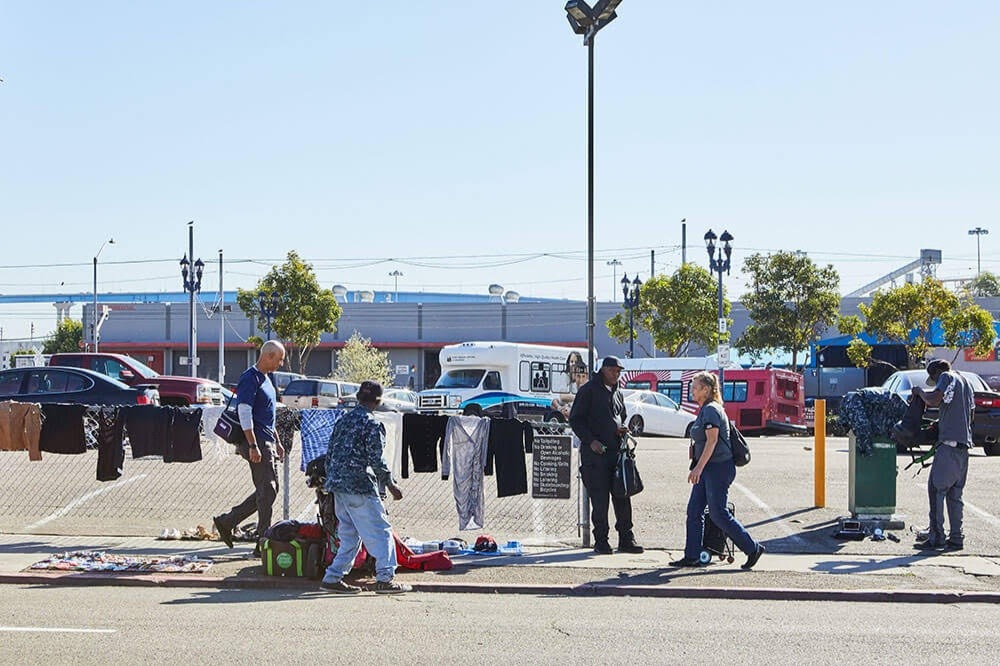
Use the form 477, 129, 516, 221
48, 353, 224, 407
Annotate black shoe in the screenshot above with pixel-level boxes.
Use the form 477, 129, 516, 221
669, 557, 705, 568
253, 542, 262, 558
213, 516, 234, 549
374, 581, 412, 595
618, 541, 645, 554
742, 543, 766, 570
593, 541, 613, 555
914, 540, 945, 553
319, 580, 361, 594
944, 540, 964, 552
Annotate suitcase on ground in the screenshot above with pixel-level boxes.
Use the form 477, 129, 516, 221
261, 538, 325, 579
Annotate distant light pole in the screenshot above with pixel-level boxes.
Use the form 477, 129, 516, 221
179, 222, 204, 378
621, 273, 641, 358
565, 0, 624, 377
705, 229, 734, 388
258, 291, 280, 341
969, 226, 989, 276
92, 238, 115, 352
606, 258, 622, 302
389, 270, 404, 302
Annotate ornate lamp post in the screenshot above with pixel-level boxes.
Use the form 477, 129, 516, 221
258, 291, 280, 341
705, 229, 733, 388
389, 270, 403, 302
621, 273, 641, 358
180, 222, 205, 378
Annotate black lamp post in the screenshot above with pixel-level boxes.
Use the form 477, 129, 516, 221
258, 291, 280, 341
705, 229, 733, 389
969, 226, 989, 276
565, 0, 624, 377
621, 273, 641, 358
179, 222, 205, 378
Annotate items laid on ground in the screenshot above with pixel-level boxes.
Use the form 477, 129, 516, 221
29, 550, 213, 573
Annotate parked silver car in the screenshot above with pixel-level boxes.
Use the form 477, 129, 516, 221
280, 379, 360, 409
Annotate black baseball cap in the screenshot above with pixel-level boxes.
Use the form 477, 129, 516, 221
601, 356, 626, 370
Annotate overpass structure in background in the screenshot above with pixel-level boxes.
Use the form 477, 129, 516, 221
844, 249, 942, 297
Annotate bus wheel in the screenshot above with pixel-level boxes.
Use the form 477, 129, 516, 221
628, 415, 644, 436
544, 411, 565, 423
462, 404, 483, 417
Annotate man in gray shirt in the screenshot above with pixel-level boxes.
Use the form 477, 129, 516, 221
912, 359, 975, 552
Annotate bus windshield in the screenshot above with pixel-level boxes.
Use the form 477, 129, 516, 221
435, 369, 486, 389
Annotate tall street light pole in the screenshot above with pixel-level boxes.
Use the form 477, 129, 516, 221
180, 222, 204, 378
258, 292, 280, 341
565, 0, 624, 377
92, 238, 115, 352
705, 229, 734, 388
606, 258, 621, 302
969, 226, 989, 276
389, 270, 403, 302
621, 273, 641, 358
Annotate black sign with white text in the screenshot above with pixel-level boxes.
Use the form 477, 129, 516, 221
531, 435, 572, 499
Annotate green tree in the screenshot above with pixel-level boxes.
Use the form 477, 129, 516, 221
966, 271, 1000, 298
236, 251, 342, 373
844, 278, 996, 368
735, 252, 841, 369
606, 263, 726, 357
42, 319, 84, 354
333, 332, 394, 385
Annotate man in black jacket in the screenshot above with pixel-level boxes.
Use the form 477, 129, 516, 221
569, 356, 644, 555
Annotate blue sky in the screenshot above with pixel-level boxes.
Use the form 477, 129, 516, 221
2, 2, 998, 341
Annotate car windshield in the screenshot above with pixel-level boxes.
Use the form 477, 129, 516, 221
123, 355, 159, 379
435, 369, 486, 389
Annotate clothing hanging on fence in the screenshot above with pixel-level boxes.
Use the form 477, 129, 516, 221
373, 410, 403, 483
199, 405, 226, 446
123, 405, 172, 458
39, 403, 87, 455
487, 418, 534, 498
441, 415, 491, 531
299, 408, 345, 470
0, 400, 43, 461
400, 413, 448, 478
93, 407, 126, 481
164, 408, 203, 463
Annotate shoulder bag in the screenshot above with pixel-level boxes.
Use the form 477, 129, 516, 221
611, 433, 644, 498
213, 393, 247, 446
729, 420, 751, 467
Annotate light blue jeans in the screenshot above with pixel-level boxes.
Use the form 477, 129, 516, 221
322, 492, 398, 584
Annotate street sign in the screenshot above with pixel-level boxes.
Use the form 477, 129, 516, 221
178, 356, 201, 366
717, 344, 730, 366
395, 364, 409, 375
531, 435, 572, 499
718, 318, 728, 334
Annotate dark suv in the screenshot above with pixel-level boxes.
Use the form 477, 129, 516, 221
881, 369, 1000, 456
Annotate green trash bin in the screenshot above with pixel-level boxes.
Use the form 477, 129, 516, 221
848, 434, 897, 517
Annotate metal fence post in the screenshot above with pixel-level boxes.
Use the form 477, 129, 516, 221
283, 453, 291, 520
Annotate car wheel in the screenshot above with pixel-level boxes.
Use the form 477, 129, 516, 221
983, 441, 1000, 457
628, 415, 644, 436
462, 404, 483, 417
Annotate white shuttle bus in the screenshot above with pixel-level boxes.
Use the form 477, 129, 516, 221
417, 342, 590, 419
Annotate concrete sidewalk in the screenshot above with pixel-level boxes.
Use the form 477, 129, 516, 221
2, 534, 999, 603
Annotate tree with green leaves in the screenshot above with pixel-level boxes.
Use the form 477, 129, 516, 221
735, 251, 841, 369
42, 319, 84, 354
606, 263, 725, 357
236, 251, 342, 373
334, 332, 394, 386
966, 271, 1000, 298
841, 278, 996, 368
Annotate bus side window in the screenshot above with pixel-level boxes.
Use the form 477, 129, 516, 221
484, 371, 502, 391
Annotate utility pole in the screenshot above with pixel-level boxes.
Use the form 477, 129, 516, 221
218, 249, 225, 385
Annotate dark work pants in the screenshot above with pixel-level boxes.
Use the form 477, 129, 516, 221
580, 452, 633, 544
217, 442, 279, 537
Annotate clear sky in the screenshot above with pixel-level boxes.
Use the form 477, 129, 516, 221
2, 2, 998, 342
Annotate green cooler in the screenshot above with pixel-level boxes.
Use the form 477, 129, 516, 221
848, 435, 897, 518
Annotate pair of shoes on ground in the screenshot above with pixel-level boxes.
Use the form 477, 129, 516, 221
668, 556, 706, 568
669, 543, 765, 570
593, 537, 645, 555
319, 579, 413, 595
914, 539, 963, 553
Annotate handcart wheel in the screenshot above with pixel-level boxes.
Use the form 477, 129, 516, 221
726, 555, 734, 564
698, 550, 712, 565
306, 542, 322, 580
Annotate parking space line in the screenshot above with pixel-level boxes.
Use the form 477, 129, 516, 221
24, 475, 148, 530
0, 627, 116, 634
732, 482, 805, 544
908, 477, 1000, 531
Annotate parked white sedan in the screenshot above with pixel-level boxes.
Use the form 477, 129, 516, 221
624, 390, 696, 437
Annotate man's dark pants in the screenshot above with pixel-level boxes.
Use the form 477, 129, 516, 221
217, 442, 279, 536
580, 452, 633, 544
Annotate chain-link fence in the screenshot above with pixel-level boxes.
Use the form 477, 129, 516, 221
0, 412, 582, 546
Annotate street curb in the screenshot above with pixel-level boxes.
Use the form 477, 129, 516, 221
3, 571, 999, 604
